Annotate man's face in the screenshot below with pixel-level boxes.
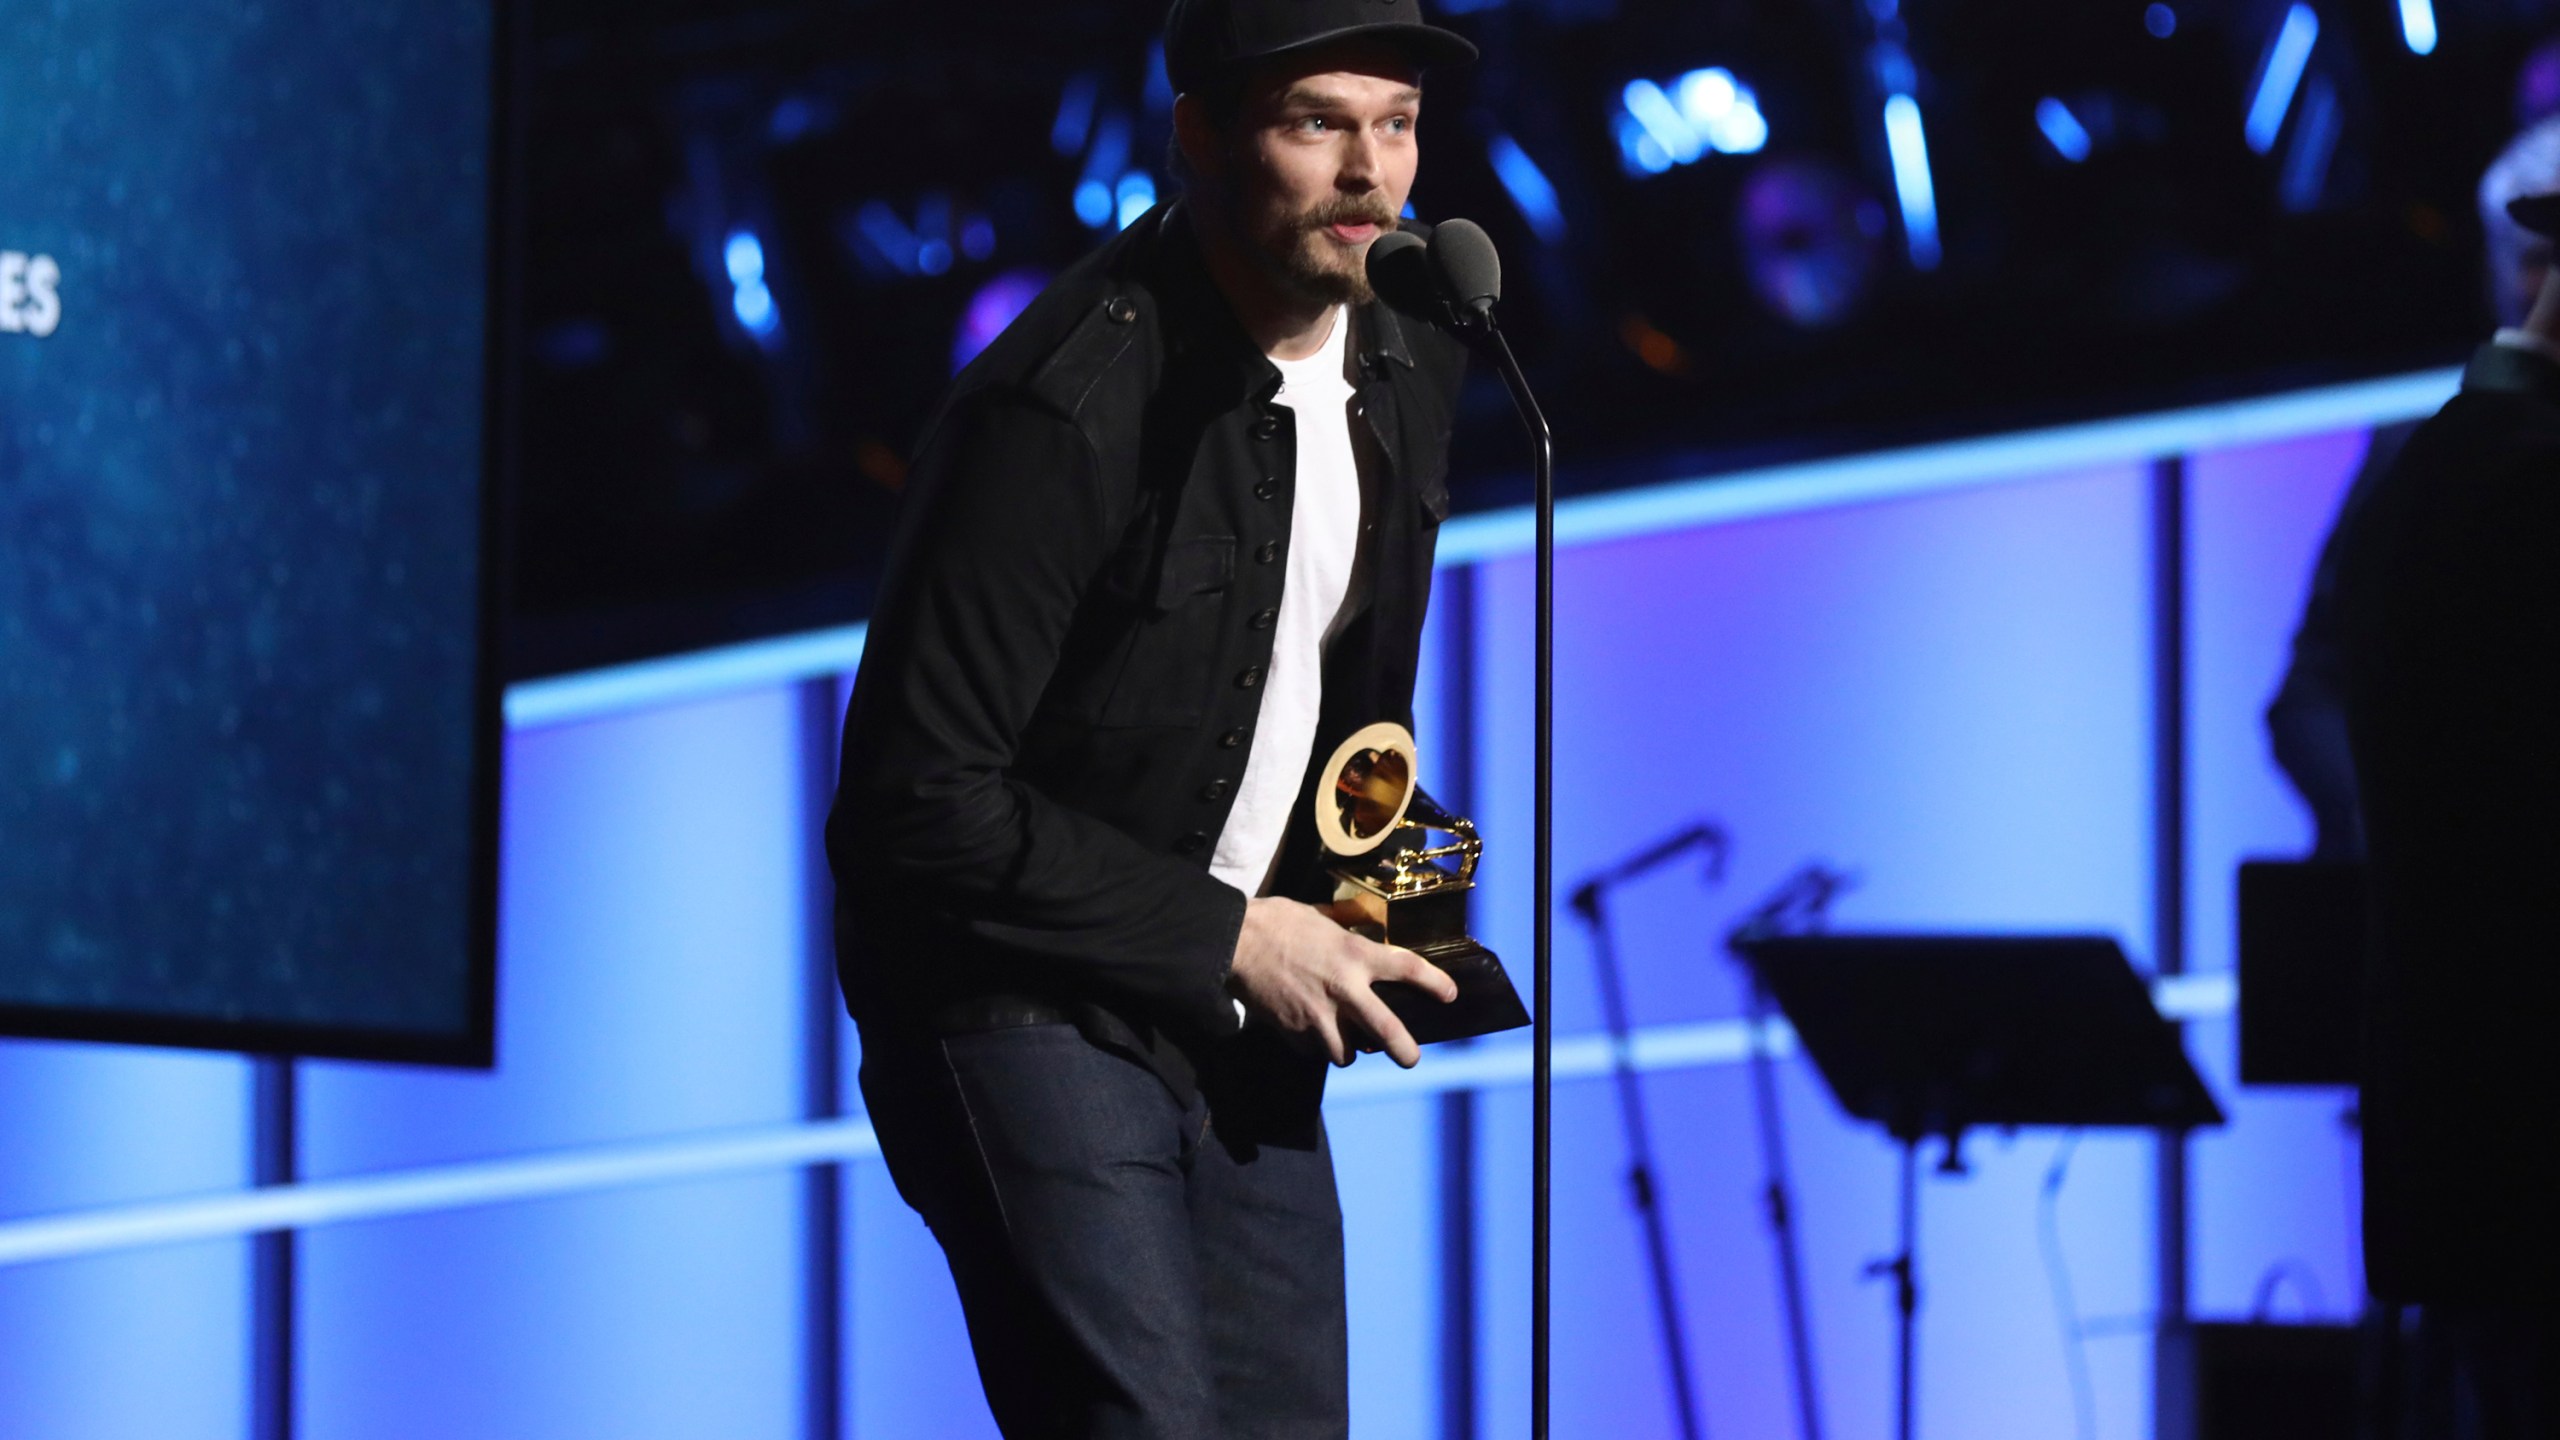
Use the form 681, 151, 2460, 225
1222, 45, 1422, 306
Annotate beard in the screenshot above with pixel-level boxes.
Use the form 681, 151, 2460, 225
1242, 192, 1402, 307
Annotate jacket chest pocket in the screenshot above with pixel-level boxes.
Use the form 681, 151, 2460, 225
1057, 532, 1236, 729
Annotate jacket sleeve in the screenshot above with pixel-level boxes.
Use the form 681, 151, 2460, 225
831, 387, 1247, 1038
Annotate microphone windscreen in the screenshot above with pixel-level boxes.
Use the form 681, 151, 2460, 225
1364, 229, 1439, 315
1428, 219, 1502, 314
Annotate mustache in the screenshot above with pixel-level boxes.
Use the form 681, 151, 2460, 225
1298, 199, 1400, 233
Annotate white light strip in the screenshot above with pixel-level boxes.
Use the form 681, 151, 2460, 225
2247, 4, 2322, 155
1433, 366, 2456, 565
1883, 93, 1942, 271
495, 368, 2457, 730
0, 1116, 880, 1270
504, 623, 868, 731
2398, 0, 2438, 55
0, 975, 2235, 1269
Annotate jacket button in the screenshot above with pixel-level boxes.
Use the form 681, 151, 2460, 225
1252, 415, 1280, 441
1236, 666, 1264, 689
1255, 478, 1280, 501
1221, 727, 1249, 748
1256, 540, 1281, 564
1176, 831, 1209, 853
1201, 778, 1232, 802
1250, 607, 1278, 631
1105, 297, 1139, 324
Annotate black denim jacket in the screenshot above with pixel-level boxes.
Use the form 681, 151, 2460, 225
827, 203, 1470, 1089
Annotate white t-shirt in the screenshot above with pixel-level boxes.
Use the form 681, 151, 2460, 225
1209, 307, 1373, 899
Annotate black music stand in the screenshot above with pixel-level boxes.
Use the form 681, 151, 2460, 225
1734, 934, 2225, 1440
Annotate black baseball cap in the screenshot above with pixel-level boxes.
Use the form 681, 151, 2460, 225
1163, 0, 1479, 96
2509, 193, 2560, 239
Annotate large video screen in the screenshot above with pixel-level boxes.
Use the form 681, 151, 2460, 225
0, 4, 504, 1063
511, 0, 2557, 678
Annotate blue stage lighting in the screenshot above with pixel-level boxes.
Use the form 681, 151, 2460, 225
1052, 74, 1099, 157
1487, 134, 1567, 244
1077, 113, 1133, 229
2279, 79, 2342, 211
1622, 79, 1704, 166
960, 216, 997, 262
2145, 3, 2177, 38
1145, 41, 1176, 115
2036, 97, 2093, 163
2398, 0, 2438, 55
1115, 172, 1157, 229
1073, 181, 1113, 228
1615, 114, 1675, 176
1676, 68, 1737, 129
724, 232, 764, 287
954, 268, 1051, 373
853, 201, 923, 275
1882, 94, 1941, 271
2246, 4, 2320, 155
723, 230, 779, 340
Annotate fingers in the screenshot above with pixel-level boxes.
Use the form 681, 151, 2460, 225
1309, 1009, 1350, 1068
1340, 982, 1423, 1069
1380, 945, 1460, 1003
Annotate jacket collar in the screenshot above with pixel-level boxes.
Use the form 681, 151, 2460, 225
1141, 202, 1419, 405
2462, 337, 2560, 405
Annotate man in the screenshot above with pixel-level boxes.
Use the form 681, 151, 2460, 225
825, 2, 1475, 1434
2267, 117, 2560, 857
2336, 177, 2560, 1435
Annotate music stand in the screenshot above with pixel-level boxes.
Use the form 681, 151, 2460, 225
1734, 934, 2225, 1440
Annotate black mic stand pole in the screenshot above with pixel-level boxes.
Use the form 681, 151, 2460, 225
1479, 324, 1558, 1440
1400, 218, 1553, 1440
1723, 865, 1854, 1440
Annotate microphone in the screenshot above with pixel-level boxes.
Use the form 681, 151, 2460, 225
1427, 218, 1502, 327
1364, 229, 1443, 320
1569, 823, 1732, 921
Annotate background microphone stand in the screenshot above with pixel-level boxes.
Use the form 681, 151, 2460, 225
1724, 864, 1855, 1440
1569, 823, 1733, 1440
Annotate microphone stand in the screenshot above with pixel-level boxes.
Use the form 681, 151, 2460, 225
1462, 322, 1556, 1440
1568, 823, 1732, 1440
1723, 865, 1855, 1440
1397, 220, 1554, 1440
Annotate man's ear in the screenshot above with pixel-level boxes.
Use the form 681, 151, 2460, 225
1172, 94, 1226, 186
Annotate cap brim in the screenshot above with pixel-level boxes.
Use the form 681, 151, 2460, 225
2509, 193, 2560, 239
1236, 21, 1479, 80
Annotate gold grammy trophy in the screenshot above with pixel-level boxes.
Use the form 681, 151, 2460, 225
1314, 722, 1530, 1045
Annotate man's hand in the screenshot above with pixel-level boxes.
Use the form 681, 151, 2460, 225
1228, 896, 1460, 1068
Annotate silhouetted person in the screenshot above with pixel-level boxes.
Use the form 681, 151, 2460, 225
2336, 179, 2560, 1437
2270, 118, 2560, 858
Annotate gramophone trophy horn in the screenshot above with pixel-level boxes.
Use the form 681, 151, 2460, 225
1315, 722, 1530, 1045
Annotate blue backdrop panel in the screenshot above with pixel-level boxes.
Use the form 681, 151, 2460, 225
2185, 429, 2370, 1321
0, 1042, 250, 1439
1335, 1094, 1445, 1437
849, 1153, 999, 1438
0, 1, 492, 1039
1463, 464, 2159, 1438
298, 689, 813, 1435
300, 1179, 803, 1440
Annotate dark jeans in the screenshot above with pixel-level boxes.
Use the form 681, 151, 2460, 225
859, 1022, 1349, 1439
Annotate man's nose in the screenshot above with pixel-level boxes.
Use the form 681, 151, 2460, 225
1338, 129, 1381, 190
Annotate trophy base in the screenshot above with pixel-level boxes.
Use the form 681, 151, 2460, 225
1374, 936, 1530, 1045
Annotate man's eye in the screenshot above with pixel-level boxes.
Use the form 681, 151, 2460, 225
1295, 116, 1329, 133
1384, 116, 1412, 135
